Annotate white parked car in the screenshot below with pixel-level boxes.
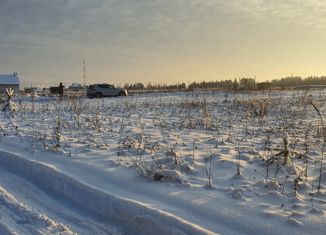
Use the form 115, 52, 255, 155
87, 84, 128, 98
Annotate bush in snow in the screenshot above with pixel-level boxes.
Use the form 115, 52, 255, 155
2, 88, 17, 118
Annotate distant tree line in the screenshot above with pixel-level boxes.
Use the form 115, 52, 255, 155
124, 82, 186, 90
271, 76, 326, 88
124, 76, 326, 91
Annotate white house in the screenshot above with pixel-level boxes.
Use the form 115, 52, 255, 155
0, 73, 21, 93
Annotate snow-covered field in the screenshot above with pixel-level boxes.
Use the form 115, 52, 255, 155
0, 90, 325, 235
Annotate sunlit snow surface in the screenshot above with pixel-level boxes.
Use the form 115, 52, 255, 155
0, 90, 325, 234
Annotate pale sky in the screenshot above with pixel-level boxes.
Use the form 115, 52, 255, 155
1, 0, 326, 87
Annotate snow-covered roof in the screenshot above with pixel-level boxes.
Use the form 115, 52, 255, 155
0, 73, 21, 85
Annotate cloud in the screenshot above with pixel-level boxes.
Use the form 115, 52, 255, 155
1, 0, 326, 84
1, 0, 325, 55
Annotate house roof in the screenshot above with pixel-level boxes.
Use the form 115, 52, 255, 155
0, 73, 21, 85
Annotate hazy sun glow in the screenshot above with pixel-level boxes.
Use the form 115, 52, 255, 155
1, 0, 326, 87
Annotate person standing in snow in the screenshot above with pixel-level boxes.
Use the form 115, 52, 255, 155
58, 82, 64, 101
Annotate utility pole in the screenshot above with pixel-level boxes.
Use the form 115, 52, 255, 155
83, 59, 87, 87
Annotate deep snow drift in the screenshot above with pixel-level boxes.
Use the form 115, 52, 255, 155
0, 90, 325, 234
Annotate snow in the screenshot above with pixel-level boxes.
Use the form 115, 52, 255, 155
0, 183, 74, 235
0, 90, 325, 234
0, 150, 211, 235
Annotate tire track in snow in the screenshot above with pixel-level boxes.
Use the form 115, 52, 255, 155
0, 185, 75, 235
0, 169, 122, 235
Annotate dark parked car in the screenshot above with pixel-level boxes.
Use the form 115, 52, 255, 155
49, 87, 59, 94
87, 84, 128, 98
